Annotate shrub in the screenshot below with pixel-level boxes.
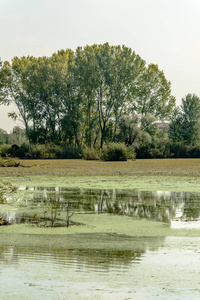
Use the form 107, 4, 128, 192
135, 142, 171, 159
61, 146, 82, 159
190, 145, 200, 158
0, 144, 12, 157
126, 146, 136, 160
169, 143, 192, 158
30, 144, 82, 159
82, 148, 100, 160
0, 181, 18, 225
13, 143, 31, 158
0, 181, 18, 203
0, 157, 20, 167
101, 143, 128, 161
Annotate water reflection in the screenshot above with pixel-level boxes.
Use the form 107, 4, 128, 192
1, 236, 200, 300
3, 187, 200, 228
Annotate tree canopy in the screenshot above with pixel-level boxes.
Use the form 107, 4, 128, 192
170, 94, 200, 145
1, 44, 176, 148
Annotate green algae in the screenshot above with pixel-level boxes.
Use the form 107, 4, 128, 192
3, 174, 200, 192
0, 214, 200, 240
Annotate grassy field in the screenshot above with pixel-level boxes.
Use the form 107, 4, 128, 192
1, 158, 200, 192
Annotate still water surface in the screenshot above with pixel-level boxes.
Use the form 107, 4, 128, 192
1, 187, 200, 299
3, 187, 200, 227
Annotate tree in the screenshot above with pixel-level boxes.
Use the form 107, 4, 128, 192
134, 64, 175, 120
0, 59, 11, 103
169, 94, 200, 145
75, 45, 100, 147
169, 107, 183, 143
1, 44, 176, 149
95, 43, 145, 147
0, 128, 9, 144
118, 113, 157, 146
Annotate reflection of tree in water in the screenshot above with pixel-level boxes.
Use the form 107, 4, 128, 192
182, 193, 200, 220
78, 189, 178, 223
0, 235, 165, 269
14, 187, 200, 223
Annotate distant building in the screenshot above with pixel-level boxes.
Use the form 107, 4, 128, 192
156, 122, 170, 131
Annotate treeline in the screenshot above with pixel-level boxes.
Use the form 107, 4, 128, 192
1, 43, 200, 159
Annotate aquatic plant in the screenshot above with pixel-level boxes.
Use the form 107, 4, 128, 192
0, 181, 18, 225
40, 194, 74, 227
41, 195, 61, 227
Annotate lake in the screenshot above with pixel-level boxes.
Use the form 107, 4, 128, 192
1, 187, 200, 299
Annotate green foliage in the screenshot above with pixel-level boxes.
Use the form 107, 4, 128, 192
0, 181, 17, 203
12, 143, 31, 158
0, 143, 31, 159
39, 194, 74, 227
0, 127, 27, 146
1, 44, 175, 149
0, 181, 18, 225
0, 129, 9, 144
118, 113, 156, 146
135, 141, 200, 159
135, 141, 171, 158
0, 157, 20, 167
42, 194, 61, 227
126, 146, 136, 160
0, 144, 12, 157
101, 143, 128, 161
82, 147, 100, 160
170, 94, 200, 145
31, 144, 82, 159
135, 64, 175, 119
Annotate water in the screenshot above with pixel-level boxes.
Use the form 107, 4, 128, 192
1, 187, 200, 299
1, 236, 200, 299
3, 187, 200, 227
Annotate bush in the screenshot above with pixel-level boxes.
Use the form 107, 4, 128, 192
0, 144, 12, 157
13, 143, 31, 158
169, 143, 192, 158
101, 143, 128, 161
126, 146, 136, 160
31, 144, 61, 159
30, 144, 82, 159
82, 148, 100, 160
0, 157, 20, 167
190, 144, 200, 158
61, 146, 82, 159
135, 142, 171, 159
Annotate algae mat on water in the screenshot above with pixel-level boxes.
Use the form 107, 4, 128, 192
1, 158, 200, 192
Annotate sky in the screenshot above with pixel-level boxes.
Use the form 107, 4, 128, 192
1, 0, 200, 132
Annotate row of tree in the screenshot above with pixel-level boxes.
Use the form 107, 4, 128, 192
0, 43, 176, 148
0, 43, 200, 150
0, 127, 26, 145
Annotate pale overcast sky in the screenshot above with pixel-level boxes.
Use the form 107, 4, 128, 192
1, 0, 200, 132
